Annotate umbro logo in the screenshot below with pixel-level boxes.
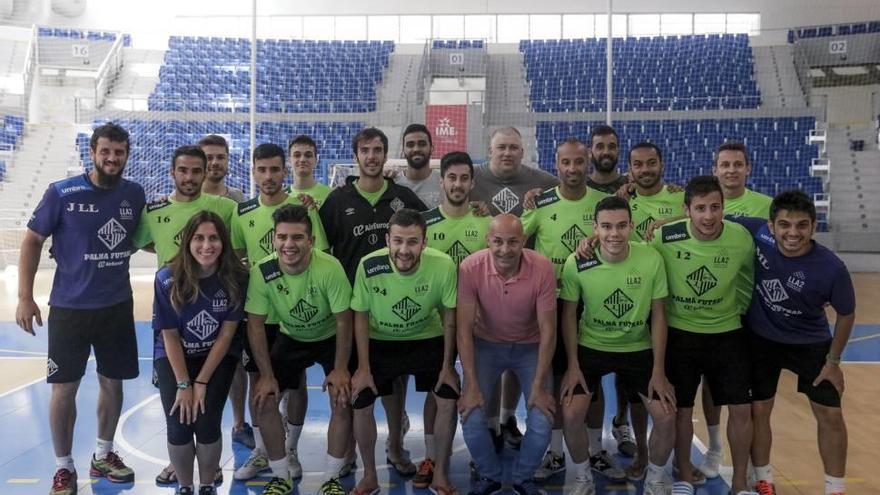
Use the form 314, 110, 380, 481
345, 207, 356, 216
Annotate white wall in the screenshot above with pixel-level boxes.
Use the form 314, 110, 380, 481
812, 85, 880, 124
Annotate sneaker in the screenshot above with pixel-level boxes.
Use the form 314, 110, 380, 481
512, 480, 547, 495
698, 450, 723, 479
198, 487, 217, 495
467, 477, 502, 495
288, 450, 303, 479
261, 476, 293, 495
176, 487, 194, 495
50, 468, 77, 495
671, 481, 694, 495
232, 423, 256, 449
533, 452, 565, 480
501, 417, 523, 450
611, 421, 637, 458
234, 450, 270, 480
413, 459, 435, 488
386, 453, 417, 477
89, 452, 135, 483
588, 450, 626, 481
319, 478, 346, 495
755, 480, 776, 495
563, 474, 596, 495
644, 480, 672, 495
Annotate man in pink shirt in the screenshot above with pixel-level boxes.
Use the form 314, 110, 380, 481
457, 214, 557, 495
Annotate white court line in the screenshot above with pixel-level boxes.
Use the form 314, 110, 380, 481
0, 375, 44, 399
0, 348, 48, 356
115, 393, 168, 466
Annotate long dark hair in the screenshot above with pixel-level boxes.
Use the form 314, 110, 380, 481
167, 211, 246, 312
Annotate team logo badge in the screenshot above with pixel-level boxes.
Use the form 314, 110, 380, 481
761, 279, 789, 303
97, 218, 126, 250
392, 296, 421, 322
686, 265, 718, 296
47, 358, 59, 377
186, 310, 219, 341
173, 229, 183, 246
446, 241, 471, 265
212, 289, 228, 311
604, 289, 634, 319
291, 299, 319, 323
491, 188, 519, 214
390, 197, 405, 212
561, 224, 586, 253
119, 200, 133, 220
786, 271, 806, 292
635, 215, 655, 240
259, 228, 275, 255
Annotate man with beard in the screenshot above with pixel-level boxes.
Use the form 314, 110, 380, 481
230, 143, 328, 483
395, 124, 442, 208
286, 134, 332, 208
133, 146, 236, 266
17, 123, 146, 495
199, 134, 246, 203
586, 125, 630, 194
627, 143, 685, 242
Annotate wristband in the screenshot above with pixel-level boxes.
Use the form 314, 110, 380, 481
176, 380, 190, 390
826, 353, 842, 365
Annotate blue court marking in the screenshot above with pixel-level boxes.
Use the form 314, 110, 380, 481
4, 319, 876, 494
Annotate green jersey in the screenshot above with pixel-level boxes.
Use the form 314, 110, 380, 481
287, 182, 332, 209
133, 193, 237, 267
630, 188, 685, 241
245, 250, 351, 342
355, 179, 388, 207
521, 186, 610, 285
351, 247, 457, 341
422, 206, 491, 266
231, 194, 328, 267
724, 189, 772, 219
560, 243, 668, 352
650, 219, 754, 334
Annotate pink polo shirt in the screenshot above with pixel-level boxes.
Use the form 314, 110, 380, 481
457, 248, 557, 344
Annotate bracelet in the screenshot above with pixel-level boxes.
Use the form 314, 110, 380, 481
194, 380, 208, 385
826, 353, 842, 365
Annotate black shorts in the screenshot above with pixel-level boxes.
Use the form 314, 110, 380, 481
749, 332, 840, 407
243, 322, 279, 373
47, 299, 138, 383
666, 327, 752, 408
573, 347, 654, 404
554, 298, 583, 377
271, 333, 352, 391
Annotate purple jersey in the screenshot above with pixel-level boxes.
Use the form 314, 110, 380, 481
27, 174, 146, 309
733, 216, 855, 344
152, 267, 244, 359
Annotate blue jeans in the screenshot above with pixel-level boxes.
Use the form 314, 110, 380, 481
461, 338, 552, 484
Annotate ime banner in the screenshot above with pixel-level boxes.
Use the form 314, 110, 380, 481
426, 105, 467, 157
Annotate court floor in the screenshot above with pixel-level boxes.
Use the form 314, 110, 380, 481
0, 270, 877, 494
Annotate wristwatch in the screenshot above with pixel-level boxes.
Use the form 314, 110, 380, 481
176, 380, 190, 390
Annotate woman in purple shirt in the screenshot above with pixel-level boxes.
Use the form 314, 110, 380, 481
153, 211, 247, 495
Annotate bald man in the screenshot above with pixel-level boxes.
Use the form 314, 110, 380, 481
457, 215, 557, 495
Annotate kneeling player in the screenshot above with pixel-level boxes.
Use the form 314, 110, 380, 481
350, 209, 460, 495
246, 205, 354, 495
559, 197, 677, 495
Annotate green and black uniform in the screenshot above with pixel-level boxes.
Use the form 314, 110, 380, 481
287, 182, 332, 209
649, 219, 755, 407
245, 250, 352, 389
422, 206, 491, 266
350, 247, 458, 406
724, 189, 772, 219
629, 188, 685, 241
560, 243, 668, 401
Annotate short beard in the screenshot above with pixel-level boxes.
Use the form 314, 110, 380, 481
592, 156, 617, 173
406, 155, 429, 170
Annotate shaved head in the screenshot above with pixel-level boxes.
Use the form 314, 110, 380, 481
487, 214, 525, 276
489, 214, 524, 238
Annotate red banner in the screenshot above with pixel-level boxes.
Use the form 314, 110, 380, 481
426, 105, 467, 157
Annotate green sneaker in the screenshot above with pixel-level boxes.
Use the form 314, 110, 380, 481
261, 476, 293, 495
50, 468, 77, 495
319, 478, 346, 495
89, 452, 134, 483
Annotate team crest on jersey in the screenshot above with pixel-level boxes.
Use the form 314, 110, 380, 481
97, 218, 127, 250
492, 188, 519, 214
212, 289, 228, 312
604, 289, 634, 319
786, 271, 806, 292
392, 296, 421, 322
259, 229, 275, 255
173, 229, 183, 246
186, 310, 219, 341
635, 215, 655, 240
561, 224, 586, 253
119, 200, 133, 220
761, 279, 789, 303
447, 241, 471, 265
47, 358, 59, 377
390, 197, 405, 212
290, 299, 319, 322
686, 266, 718, 296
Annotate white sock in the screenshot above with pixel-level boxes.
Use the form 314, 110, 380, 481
549, 429, 564, 456
645, 463, 665, 484
268, 456, 290, 479
488, 416, 501, 434
55, 455, 75, 472
501, 408, 516, 423
95, 438, 113, 460
588, 428, 603, 456
324, 453, 346, 480
825, 474, 845, 494
254, 425, 266, 453
285, 423, 303, 453
707, 424, 723, 453
754, 464, 773, 483
573, 460, 593, 481
424, 434, 436, 460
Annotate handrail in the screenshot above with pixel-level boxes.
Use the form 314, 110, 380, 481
21, 24, 37, 116
94, 32, 125, 108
